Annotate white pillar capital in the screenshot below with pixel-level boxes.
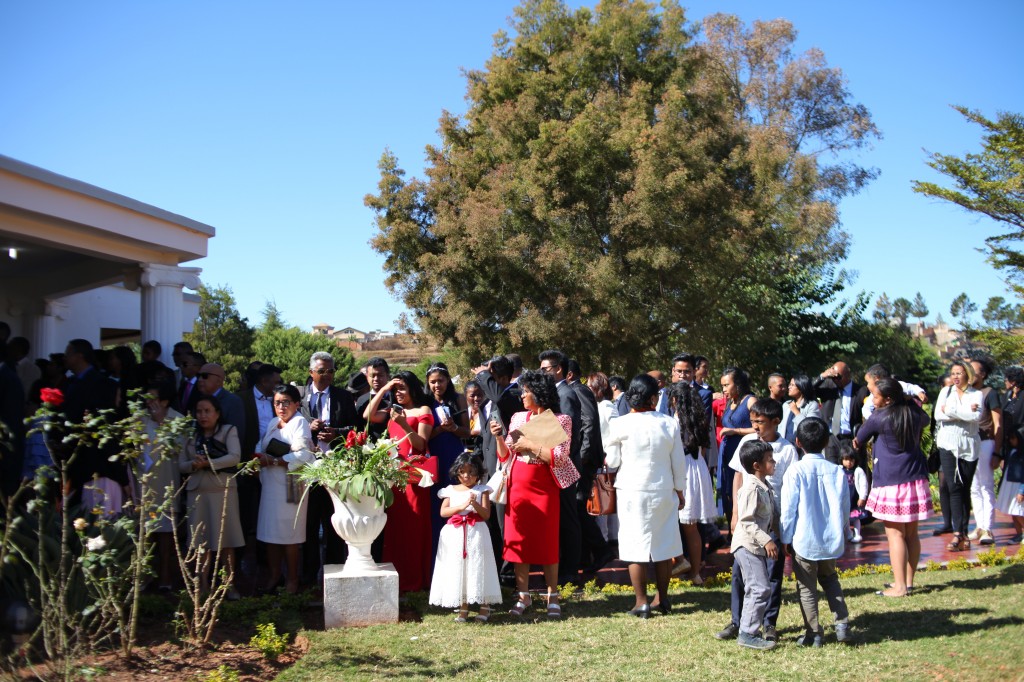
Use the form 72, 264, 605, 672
139, 263, 202, 291
139, 264, 202, 362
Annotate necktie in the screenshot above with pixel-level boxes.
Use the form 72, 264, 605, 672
181, 380, 192, 408
310, 392, 321, 419
831, 394, 843, 436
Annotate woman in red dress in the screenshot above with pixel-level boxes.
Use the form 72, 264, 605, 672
492, 370, 577, 619
365, 370, 435, 592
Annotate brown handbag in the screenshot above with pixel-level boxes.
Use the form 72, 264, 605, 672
586, 467, 617, 516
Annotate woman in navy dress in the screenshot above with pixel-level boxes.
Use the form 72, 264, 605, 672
425, 363, 471, 557
718, 367, 756, 527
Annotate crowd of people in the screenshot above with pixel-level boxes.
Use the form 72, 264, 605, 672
2, 328, 1023, 647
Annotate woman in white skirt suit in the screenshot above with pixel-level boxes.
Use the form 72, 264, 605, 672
256, 384, 315, 594
605, 374, 687, 618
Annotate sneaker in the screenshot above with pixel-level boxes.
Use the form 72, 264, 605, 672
762, 625, 778, 642
715, 622, 739, 640
979, 529, 995, 545
797, 631, 823, 647
835, 622, 851, 644
851, 533, 862, 544
1009, 533, 1023, 544
737, 632, 777, 651
967, 528, 983, 542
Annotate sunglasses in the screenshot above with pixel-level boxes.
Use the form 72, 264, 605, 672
312, 368, 335, 375
197, 372, 223, 380
273, 400, 294, 407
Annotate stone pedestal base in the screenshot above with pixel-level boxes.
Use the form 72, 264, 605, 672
323, 562, 399, 628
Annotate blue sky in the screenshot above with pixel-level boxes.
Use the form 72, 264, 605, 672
2, 1, 1022, 335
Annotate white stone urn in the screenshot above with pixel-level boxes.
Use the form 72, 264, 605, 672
327, 488, 388, 574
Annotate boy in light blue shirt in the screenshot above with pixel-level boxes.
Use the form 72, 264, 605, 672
780, 417, 851, 646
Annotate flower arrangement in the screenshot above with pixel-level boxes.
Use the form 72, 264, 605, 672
293, 429, 433, 508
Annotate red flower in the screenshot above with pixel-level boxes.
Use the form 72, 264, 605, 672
356, 432, 368, 446
40, 387, 64, 407
345, 430, 357, 448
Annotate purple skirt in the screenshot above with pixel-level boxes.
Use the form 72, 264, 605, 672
865, 479, 932, 522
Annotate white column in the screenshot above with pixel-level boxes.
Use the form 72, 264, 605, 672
26, 300, 67, 358
139, 264, 202, 363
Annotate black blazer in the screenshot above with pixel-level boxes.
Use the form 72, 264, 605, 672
302, 385, 359, 444
556, 380, 583, 468
475, 370, 523, 476
60, 366, 122, 491
814, 377, 867, 437
570, 379, 605, 487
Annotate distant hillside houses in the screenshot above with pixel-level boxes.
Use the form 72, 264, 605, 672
311, 324, 406, 351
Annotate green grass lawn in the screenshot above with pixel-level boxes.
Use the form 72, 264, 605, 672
277, 562, 1024, 682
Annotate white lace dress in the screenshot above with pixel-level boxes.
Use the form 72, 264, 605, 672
428, 484, 502, 608
679, 452, 717, 525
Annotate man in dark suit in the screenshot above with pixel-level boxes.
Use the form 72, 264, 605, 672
609, 375, 629, 417
813, 361, 869, 465
175, 351, 204, 415
59, 339, 120, 506
474, 355, 524, 572
238, 364, 281, 459
301, 351, 360, 582
567, 359, 614, 573
539, 349, 583, 585
355, 357, 391, 438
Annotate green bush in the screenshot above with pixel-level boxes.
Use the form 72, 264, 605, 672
249, 622, 289, 661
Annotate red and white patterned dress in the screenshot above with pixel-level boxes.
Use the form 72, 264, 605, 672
501, 410, 576, 565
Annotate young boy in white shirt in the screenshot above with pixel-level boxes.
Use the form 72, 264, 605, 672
716, 399, 797, 642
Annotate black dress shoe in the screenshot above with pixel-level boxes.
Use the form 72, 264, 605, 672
650, 596, 671, 615
628, 604, 651, 619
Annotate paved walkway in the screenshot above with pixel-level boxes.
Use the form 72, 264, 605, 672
567, 510, 1022, 588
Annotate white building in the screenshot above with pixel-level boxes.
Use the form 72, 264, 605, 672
0, 155, 213, 359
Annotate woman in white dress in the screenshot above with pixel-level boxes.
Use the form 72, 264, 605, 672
669, 381, 715, 585
605, 374, 687, 618
256, 384, 315, 594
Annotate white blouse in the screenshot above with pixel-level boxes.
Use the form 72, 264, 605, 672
935, 386, 983, 460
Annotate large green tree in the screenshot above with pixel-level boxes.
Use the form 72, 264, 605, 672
252, 327, 358, 386
183, 284, 255, 388
251, 302, 357, 384
913, 106, 1024, 280
367, 0, 878, 375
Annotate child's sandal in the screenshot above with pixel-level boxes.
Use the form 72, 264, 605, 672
509, 592, 531, 617
454, 606, 470, 623
474, 605, 491, 623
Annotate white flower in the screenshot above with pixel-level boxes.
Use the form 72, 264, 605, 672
388, 447, 400, 459
73, 518, 87, 532
85, 536, 106, 552
415, 469, 434, 488
362, 444, 376, 454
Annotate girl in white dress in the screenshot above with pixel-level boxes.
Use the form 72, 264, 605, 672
256, 384, 315, 594
429, 452, 502, 622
